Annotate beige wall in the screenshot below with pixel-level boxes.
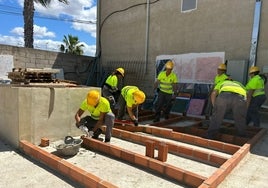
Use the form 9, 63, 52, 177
0, 86, 100, 147
98, 0, 268, 98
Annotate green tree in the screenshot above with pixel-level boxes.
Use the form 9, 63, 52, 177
60, 34, 85, 55
23, 0, 68, 48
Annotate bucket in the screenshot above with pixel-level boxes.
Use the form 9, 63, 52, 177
55, 136, 83, 156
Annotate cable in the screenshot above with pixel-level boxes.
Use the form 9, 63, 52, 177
98, 0, 160, 57
0, 4, 96, 24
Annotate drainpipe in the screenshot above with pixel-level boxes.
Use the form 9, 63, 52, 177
249, 0, 262, 67
144, 0, 150, 73
95, 0, 101, 58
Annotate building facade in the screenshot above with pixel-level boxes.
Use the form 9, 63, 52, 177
97, 0, 268, 100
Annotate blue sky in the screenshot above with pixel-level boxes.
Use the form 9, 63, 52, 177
0, 0, 97, 56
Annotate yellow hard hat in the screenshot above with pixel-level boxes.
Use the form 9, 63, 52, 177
218, 63, 226, 70
165, 61, 174, 69
249, 66, 260, 74
116, 67, 125, 77
87, 90, 100, 106
133, 90, 146, 104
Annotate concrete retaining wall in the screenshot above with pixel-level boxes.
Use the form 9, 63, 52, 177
0, 85, 100, 147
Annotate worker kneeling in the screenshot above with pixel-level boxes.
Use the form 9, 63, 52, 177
75, 90, 115, 143
205, 80, 248, 139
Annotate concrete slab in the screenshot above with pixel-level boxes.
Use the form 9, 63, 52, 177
1, 110, 268, 187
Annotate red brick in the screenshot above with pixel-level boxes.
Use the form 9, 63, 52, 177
195, 137, 209, 147
178, 146, 193, 156
83, 173, 101, 188
164, 164, 184, 182
40, 137, 49, 147
148, 159, 165, 174
209, 153, 228, 166
99, 142, 110, 154
69, 165, 87, 183
158, 143, 168, 162
183, 171, 206, 187
134, 153, 149, 168
57, 159, 71, 176
145, 140, 155, 158
192, 149, 209, 162
222, 143, 239, 154
98, 180, 118, 188
203, 168, 226, 188
121, 149, 135, 163
109, 145, 122, 158
209, 140, 224, 151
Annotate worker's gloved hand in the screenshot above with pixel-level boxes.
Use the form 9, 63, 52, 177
132, 119, 138, 126
88, 131, 94, 137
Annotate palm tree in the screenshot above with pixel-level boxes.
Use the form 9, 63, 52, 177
60, 34, 85, 55
23, 0, 68, 48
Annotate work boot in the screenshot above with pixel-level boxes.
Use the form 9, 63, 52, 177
104, 138, 110, 143
92, 128, 102, 139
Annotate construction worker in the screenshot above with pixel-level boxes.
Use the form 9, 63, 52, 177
205, 80, 248, 139
214, 63, 230, 85
204, 63, 231, 119
246, 66, 267, 127
116, 86, 146, 126
75, 90, 115, 143
153, 60, 178, 122
102, 67, 125, 110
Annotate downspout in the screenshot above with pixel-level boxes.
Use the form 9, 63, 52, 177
144, 0, 150, 73
249, 0, 262, 67
95, 0, 101, 58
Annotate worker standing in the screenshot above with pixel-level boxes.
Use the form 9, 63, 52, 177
102, 67, 125, 110
75, 90, 115, 143
205, 80, 248, 139
153, 60, 178, 122
116, 86, 146, 126
246, 66, 267, 127
204, 63, 231, 119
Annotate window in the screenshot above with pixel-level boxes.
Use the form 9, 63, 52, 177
181, 0, 197, 12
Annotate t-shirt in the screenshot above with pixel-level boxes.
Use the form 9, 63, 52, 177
246, 75, 265, 97
80, 97, 111, 120
121, 86, 139, 107
157, 71, 178, 94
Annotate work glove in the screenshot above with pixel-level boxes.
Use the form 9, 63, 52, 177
88, 131, 94, 137
79, 125, 90, 137
132, 119, 138, 126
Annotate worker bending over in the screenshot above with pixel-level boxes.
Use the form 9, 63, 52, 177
153, 60, 178, 122
205, 63, 231, 119
75, 90, 115, 143
206, 80, 248, 139
117, 86, 146, 126
102, 67, 125, 110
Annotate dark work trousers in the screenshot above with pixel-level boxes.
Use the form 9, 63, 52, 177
80, 113, 114, 140
246, 94, 267, 127
117, 94, 127, 119
154, 90, 173, 119
102, 85, 116, 110
207, 92, 247, 139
